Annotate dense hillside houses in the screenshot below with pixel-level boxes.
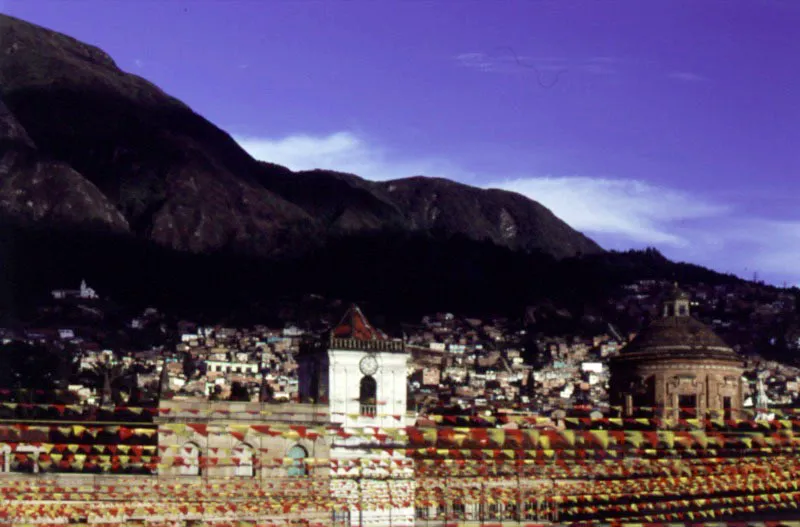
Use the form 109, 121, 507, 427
2, 295, 800, 525
1, 279, 799, 415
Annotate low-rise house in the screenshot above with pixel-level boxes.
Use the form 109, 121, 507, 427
206, 360, 259, 375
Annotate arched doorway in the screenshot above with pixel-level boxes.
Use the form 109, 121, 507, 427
179, 442, 201, 476
287, 445, 308, 477
233, 443, 255, 477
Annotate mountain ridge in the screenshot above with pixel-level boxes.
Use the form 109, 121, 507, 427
0, 14, 751, 322
0, 13, 602, 261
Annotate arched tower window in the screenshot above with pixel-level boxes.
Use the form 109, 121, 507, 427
287, 445, 308, 477
359, 375, 377, 417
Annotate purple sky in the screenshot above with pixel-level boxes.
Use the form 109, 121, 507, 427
4, 0, 800, 286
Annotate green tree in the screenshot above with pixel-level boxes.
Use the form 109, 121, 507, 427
82, 360, 133, 406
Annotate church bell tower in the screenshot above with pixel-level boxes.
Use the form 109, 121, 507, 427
297, 305, 415, 526
298, 304, 410, 428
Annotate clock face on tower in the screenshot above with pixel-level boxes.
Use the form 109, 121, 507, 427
359, 354, 378, 376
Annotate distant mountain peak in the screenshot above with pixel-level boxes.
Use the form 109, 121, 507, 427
0, 13, 602, 261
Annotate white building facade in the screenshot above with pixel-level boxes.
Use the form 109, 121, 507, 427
298, 305, 415, 526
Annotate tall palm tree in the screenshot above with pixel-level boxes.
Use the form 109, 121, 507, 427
83, 359, 133, 406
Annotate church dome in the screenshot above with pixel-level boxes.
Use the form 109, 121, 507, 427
621, 316, 738, 360
618, 284, 740, 363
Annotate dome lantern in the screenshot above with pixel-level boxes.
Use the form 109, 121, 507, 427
662, 282, 691, 318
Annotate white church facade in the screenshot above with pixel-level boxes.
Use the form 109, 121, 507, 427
51, 279, 99, 300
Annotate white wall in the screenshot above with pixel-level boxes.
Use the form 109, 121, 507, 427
327, 349, 409, 429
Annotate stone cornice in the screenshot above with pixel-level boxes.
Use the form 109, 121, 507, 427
633, 362, 745, 372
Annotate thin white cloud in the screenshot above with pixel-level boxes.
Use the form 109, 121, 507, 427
455, 52, 497, 72
235, 130, 799, 284
706, 218, 800, 277
457, 52, 707, 83
493, 177, 728, 247
235, 131, 458, 182
133, 58, 144, 69
455, 50, 621, 77
668, 71, 707, 82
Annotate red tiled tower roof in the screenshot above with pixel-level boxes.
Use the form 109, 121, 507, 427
328, 305, 404, 353
332, 304, 388, 341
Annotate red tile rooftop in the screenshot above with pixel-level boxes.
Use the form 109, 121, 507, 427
331, 304, 388, 341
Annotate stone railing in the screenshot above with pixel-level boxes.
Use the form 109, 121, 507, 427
360, 404, 377, 418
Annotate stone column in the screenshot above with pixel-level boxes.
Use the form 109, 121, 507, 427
696, 375, 706, 418
653, 373, 666, 418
